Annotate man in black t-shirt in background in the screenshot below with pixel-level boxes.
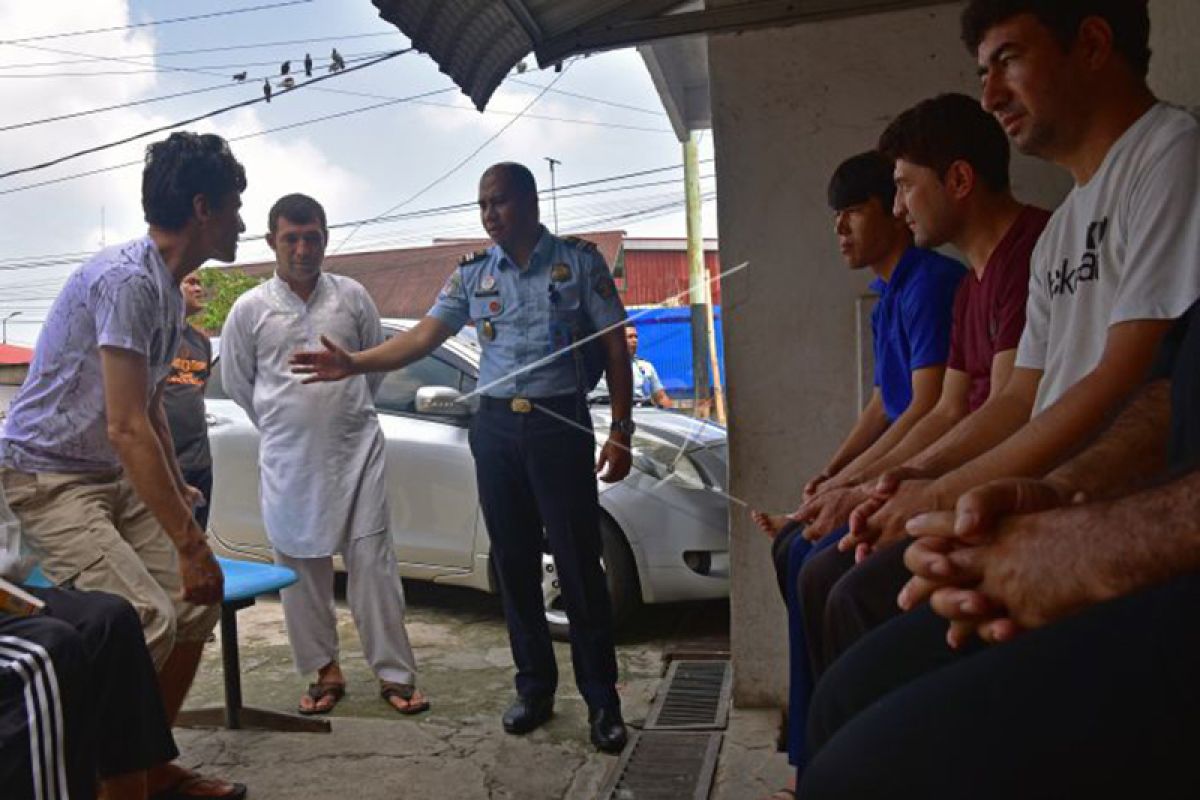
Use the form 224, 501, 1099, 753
165, 271, 214, 529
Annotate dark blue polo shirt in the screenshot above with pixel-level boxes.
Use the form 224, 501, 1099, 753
870, 247, 966, 422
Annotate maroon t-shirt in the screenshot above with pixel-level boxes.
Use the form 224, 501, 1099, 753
948, 205, 1052, 412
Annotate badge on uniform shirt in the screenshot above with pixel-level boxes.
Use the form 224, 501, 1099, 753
551, 263, 571, 282
481, 319, 496, 340
488, 300, 502, 315
480, 274, 496, 291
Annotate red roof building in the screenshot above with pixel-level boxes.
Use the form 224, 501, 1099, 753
620, 238, 721, 307
0, 344, 34, 365
0, 343, 34, 387
221, 231, 719, 320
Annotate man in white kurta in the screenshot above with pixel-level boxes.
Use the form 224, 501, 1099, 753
221, 193, 425, 714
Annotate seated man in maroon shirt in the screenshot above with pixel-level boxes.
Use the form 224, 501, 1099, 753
755, 94, 1050, 793
793, 93, 1051, 677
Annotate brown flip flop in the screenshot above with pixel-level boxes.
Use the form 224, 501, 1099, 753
298, 681, 345, 715
380, 681, 430, 715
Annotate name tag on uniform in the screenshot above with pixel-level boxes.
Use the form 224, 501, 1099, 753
473, 289, 500, 298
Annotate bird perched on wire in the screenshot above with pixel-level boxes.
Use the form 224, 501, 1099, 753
304, 53, 313, 78
280, 76, 295, 89
330, 48, 345, 72
233, 71, 247, 82
281, 60, 291, 76
263, 78, 272, 103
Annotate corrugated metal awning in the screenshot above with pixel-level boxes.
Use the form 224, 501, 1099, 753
371, 0, 956, 112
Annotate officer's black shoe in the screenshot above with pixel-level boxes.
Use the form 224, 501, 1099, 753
589, 706, 628, 753
502, 694, 554, 735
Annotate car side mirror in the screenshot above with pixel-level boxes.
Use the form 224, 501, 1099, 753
415, 386, 472, 417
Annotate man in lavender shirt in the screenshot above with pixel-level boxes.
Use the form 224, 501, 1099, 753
0, 132, 247, 800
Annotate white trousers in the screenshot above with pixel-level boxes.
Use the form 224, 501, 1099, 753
275, 532, 418, 685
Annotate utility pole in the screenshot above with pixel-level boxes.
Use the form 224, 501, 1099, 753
544, 157, 561, 234
683, 133, 713, 418
2, 311, 22, 344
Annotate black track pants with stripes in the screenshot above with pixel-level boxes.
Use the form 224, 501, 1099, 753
0, 588, 177, 800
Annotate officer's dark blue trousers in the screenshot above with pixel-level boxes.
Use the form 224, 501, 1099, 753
468, 394, 620, 711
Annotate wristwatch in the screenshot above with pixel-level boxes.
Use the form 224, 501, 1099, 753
610, 417, 636, 436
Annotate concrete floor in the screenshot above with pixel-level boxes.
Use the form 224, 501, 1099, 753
175, 581, 736, 799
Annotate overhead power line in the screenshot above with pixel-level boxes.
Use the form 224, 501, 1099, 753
507, 79, 663, 117
0, 73, 671, 135
332, 66, 571, 254
2, 82, 240, 132
0, 52, 391, 132
0, 49, 412, 182
0, 50, 389, 80
0, 87, 462, 199
0, 32, 399, 69
0, 162, 715, 272
0, 85, 689, 201
0, 1, 315, 45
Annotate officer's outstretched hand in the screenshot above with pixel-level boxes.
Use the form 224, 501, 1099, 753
596, 435, 632, 483
290, 335, 355, 383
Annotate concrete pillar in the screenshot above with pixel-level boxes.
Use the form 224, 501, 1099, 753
708, 0, 1200, 707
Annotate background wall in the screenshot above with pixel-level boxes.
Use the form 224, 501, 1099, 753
706, 0, 1199, 706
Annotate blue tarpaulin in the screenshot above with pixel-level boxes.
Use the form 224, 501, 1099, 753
627, 307, 724, 395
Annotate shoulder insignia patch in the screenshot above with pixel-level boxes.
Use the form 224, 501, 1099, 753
440, 270, 464, 299
593, 269, 617, 300
562, 236, 598, 253
460, 249, 489, 266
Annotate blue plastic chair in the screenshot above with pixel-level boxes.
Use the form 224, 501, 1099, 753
178, 557, 331, 732
26, 557, 328, 733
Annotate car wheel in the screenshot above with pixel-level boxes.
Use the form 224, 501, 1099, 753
543, 516, 642, 642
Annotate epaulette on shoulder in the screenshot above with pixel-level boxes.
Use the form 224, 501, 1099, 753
562, 236, 597, 253
459, 249, 489, 266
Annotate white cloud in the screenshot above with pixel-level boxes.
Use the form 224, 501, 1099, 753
0, 5, 717, 344
0, 1, 367, 337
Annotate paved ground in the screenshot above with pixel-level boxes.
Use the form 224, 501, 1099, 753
176, 580, 731, 799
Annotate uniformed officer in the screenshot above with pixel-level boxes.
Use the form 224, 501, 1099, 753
625, 323, 674, 408
291, 162, 636, 753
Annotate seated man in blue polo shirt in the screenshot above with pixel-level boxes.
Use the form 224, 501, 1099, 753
751, 150, 964, 795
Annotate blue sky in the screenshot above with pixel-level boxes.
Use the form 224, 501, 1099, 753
0, 0, 717, 344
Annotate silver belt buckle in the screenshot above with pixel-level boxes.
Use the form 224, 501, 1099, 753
510, 397, 532, 414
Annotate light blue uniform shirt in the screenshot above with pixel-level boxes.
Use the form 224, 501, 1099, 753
428, 227, 626, 398
631, 356, 665, 401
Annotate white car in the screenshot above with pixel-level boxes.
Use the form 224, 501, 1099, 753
205, 320, 729, 636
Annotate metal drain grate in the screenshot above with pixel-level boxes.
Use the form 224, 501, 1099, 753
599, 731, 722, 800
644, 659, 731, 731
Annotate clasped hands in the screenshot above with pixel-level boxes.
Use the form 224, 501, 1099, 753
807, 470, 1108, 649
895, 477, 1111, 649
794, 466, 947, 554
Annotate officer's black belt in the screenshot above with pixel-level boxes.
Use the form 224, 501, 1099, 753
480, 393, 581, 415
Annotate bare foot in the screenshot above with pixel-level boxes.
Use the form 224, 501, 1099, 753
760, 774, 797, 799
750, 510, 791, 539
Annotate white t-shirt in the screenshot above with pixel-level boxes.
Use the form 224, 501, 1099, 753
1017, 103, 1200, 413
